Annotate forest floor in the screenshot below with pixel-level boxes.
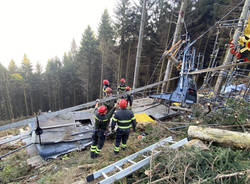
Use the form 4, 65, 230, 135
0, 97, 249, 184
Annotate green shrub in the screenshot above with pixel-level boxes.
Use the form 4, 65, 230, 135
202, 98, 249, 127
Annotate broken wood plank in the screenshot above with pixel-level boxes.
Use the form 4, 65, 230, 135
188, 126, 250, 149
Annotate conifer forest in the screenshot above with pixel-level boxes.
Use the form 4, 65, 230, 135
0, 0, 247, 123
1, 0, 250, 184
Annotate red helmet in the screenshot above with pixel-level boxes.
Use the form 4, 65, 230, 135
106, 87, 112, 94
103, 80, 109, 85
98, 106, 107, 115
126, 86, 131, 91
119, 99, 127, 109
120, 78, 125, 83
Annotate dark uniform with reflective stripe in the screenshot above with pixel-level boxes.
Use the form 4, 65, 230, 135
117, 83, 127, 94
90, 107, 115, 158
103, 84, 109, 97
111, 109, 136, 154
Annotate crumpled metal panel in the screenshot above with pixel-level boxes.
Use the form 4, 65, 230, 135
36, 139, 92, 160
34, 124, 93, 144
34, 110, 94, 159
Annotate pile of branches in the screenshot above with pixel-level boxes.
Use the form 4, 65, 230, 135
192, 98, 250, 132
129, 147, 250, 184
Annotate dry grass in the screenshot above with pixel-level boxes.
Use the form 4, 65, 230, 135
0, 123, 171, 184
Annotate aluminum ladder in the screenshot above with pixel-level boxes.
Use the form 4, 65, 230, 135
86, 136, 188, 184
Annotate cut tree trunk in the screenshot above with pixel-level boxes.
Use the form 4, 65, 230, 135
188, 126, 250, 149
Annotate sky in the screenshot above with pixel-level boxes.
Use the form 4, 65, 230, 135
0, 0, 117, 70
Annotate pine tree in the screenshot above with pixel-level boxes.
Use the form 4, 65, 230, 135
8, 59, 18, 74
114, 0, 135, 85
45, 57, 62, 110
0, 63, 14, 120
77, 26, 100, 102
20, 54, 33, 115
98, 9, 117, 96
31, 62, 44, 113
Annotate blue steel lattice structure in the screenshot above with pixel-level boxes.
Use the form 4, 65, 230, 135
150, 40, 198, 106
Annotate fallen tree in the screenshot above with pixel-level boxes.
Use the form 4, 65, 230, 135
188, 126, 250, 149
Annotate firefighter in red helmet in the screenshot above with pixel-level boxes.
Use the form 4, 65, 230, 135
117, 78, 127, 95
90, 100, 118, 158
111, 99, 136, 155
103, 79, 110, 97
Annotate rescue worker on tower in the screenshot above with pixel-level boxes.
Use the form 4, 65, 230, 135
103, 79, 110, 97
117, 78, 127, 95
125, 86, 133, 110
111, 99, 136, 155
90, 100, 118, 158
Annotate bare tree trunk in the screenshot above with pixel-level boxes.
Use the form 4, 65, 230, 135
100, 41, 105, 98
3, 72, 14, 120
87, 61, 90, 102
188, 126, 250, 149
29, 91, 34, 115
133, 0, 146, 89
125, 40, 131, 85
59, 76, 63, 109
47, 83, 52, 111
73, 88, 76, 106
23, 86, 29, 116
117, 46, 122, 87
57, 81, 60, 110
157, 10, 174, 93
162, 0, 188, 92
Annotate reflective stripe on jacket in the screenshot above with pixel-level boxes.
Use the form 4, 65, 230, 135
111, 109, 136, 130
117, 84, 127, 93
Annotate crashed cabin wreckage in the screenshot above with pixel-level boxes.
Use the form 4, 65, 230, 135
0, 97, 180, 160
1, 37, 202, 160
150, 38, 198, 106
31, 98, 179, 160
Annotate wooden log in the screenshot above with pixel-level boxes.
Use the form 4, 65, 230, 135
188, 126, 250, 149
187, 62, 249, 75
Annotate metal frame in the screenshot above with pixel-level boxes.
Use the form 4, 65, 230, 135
86, 137, 188, 184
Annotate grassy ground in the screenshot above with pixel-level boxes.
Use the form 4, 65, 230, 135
0, 98, 249, 184
0, 123, 174, 184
